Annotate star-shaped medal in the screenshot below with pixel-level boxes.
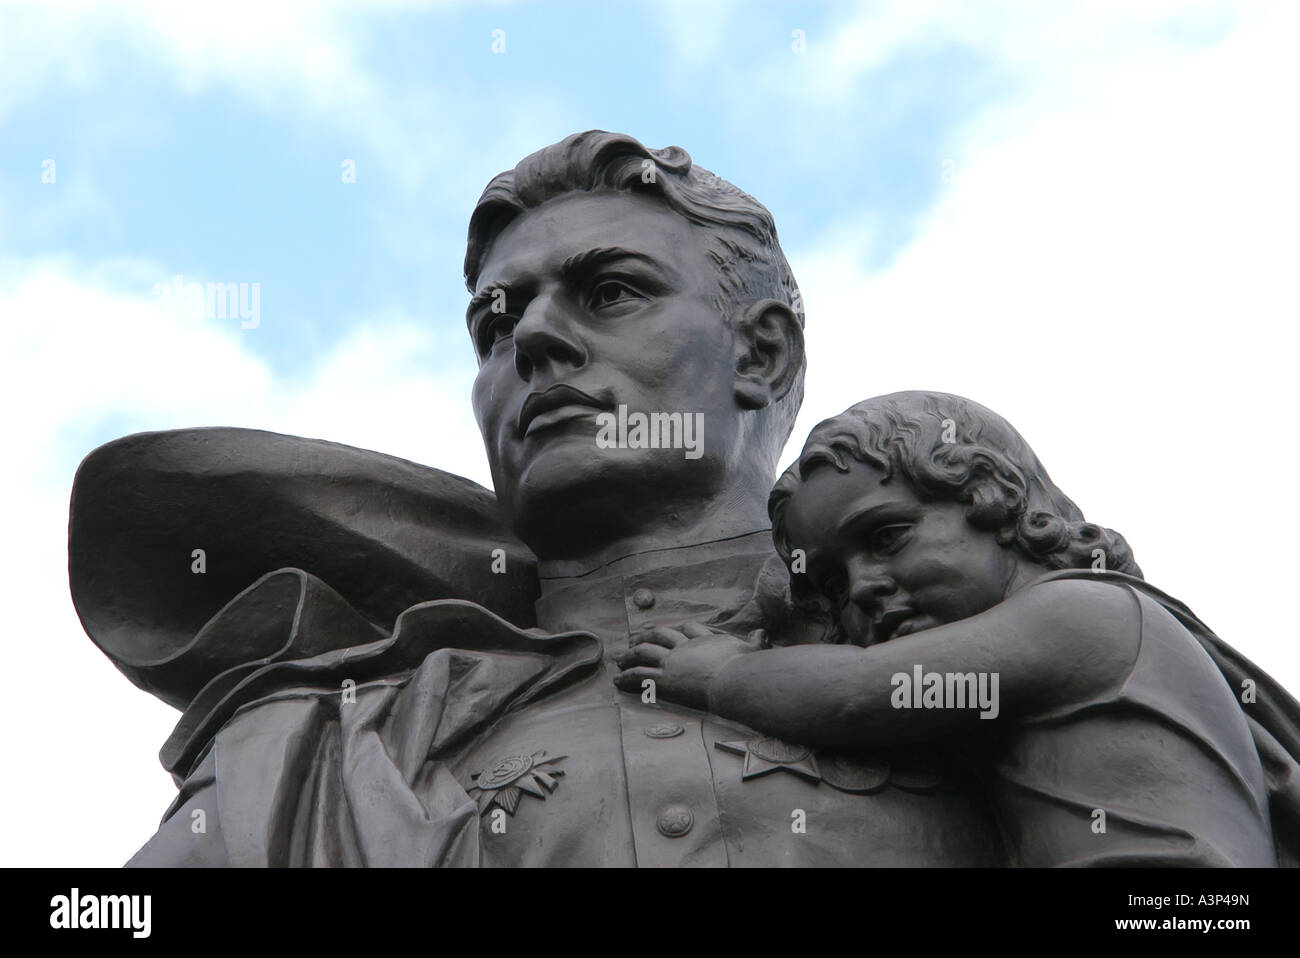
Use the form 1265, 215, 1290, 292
466, 749, 566, 815
715, 737, 821, 783
714, 738, 948, 794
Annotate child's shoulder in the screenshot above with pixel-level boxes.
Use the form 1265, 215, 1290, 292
1009, 572, 1145, 651
1017, 570, 1143, 611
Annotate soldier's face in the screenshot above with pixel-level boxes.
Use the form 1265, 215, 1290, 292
468, 189, 744, 545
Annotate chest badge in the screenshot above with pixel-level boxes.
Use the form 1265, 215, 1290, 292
715, 738, 947, 794
467, 749, 567, 815
715, 737, 821, 783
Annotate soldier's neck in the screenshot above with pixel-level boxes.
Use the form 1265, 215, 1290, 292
535, 496, 771, 579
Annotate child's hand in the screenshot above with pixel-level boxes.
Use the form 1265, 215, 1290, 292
614, 621, 762, 711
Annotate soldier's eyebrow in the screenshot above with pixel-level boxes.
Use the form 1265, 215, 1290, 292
467, 280, 513, 320
559, 246, 677, 285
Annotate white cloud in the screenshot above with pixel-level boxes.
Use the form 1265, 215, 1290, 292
783, 1, 1299, 691
767, 0, 1242, 105
267, 320, 492, 484
0, 0, 518, 193
659, 0, 741, 64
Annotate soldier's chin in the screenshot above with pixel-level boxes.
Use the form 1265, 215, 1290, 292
505, 443, 706, 538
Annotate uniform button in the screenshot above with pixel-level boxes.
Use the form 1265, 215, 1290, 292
656, 804, 694, 838
632, 588, 655, 610
645, 723, 685, 739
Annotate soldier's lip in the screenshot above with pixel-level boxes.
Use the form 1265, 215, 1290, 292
523, 404, 603, 436
518, 385, 608, 436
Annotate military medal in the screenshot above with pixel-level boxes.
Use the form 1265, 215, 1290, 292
715, 738, 946, 795
715, 737, 821, 782
466, 749, 567, 815
816, 751, 891, 794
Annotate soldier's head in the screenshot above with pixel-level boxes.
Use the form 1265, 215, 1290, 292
465, 131, 805, 558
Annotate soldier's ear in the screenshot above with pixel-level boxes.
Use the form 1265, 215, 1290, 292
732, 299, 805, 410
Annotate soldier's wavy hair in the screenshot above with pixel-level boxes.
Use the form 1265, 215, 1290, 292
465, 130, 805, 469
769, 391, 1142, 612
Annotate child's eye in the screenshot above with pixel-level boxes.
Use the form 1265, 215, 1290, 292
822, 573, 848, 601
870, 523, 912, 556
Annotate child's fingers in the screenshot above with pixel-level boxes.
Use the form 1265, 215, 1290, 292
680, 621, 717, 640
630, 625, 687, 648
613, 666, 662, 692
616, 643, 670, 669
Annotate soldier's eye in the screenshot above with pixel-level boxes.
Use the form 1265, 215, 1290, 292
478, 314, 518, 354
489, 316, 517, 342
590, 279, 641, 309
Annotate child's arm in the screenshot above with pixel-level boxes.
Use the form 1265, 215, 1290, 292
706, 577, 1142, 748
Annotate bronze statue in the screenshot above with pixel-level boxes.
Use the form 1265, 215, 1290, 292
68, 131, 1300, 866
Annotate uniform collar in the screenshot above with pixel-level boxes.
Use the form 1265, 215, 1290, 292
535, 530, 775, 643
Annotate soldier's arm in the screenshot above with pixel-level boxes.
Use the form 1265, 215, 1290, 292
707, 577, 1141, 748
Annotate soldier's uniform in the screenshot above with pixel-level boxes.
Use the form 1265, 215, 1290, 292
456, 532, 1006, 867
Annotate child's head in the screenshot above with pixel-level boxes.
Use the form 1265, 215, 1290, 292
769, 391, 1140, 644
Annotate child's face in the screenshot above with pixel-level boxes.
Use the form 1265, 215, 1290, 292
781, 460, 1019, 645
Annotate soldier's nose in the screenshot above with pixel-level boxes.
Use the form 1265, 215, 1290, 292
512, 294, 586, 380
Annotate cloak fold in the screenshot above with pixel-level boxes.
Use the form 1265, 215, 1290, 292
160, 570, 599, 783
69, 427, 540, 711
154, 575, 600, 866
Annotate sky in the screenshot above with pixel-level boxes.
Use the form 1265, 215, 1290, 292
2, 0, 1297, 867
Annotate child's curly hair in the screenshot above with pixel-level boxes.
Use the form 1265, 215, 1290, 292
769, 391, 1141, 609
